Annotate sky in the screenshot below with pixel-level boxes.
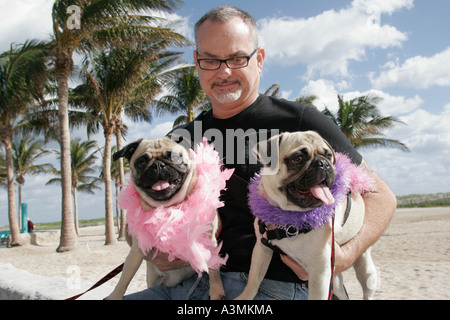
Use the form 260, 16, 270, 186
1, 0, 450, 225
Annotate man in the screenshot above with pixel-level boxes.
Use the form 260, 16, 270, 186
124, 5, 396, 300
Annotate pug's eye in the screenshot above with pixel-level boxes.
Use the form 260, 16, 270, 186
325, 151, 333, 160
135, 156, 149, 171
290, 154, 304, 166
171, 154, 182, 164
285, 150, 308, 169
166, 151, 182, 164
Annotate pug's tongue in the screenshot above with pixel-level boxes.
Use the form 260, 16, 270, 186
152, 180, 170, 191
310, 185, 335, 206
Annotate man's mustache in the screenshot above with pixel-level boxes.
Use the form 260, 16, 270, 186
211, 80, 241, 89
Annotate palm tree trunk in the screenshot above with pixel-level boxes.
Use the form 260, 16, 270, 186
188, 106, 195, 122
115, 132, 126, 241
104, 130, 117, 245
73, 187, 80, 235
4, 136, 23, 246
18, 184, 22, 231
56, 71, 77, 252
115, 182, 120, 234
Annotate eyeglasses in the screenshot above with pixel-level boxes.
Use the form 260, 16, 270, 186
196, 49, 258, 70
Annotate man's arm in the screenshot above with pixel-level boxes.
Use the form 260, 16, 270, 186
334, 160, 396, 273
282, 160, 397, 278
146, 251, 188, 271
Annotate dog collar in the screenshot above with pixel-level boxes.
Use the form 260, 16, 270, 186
257, 219, 312, 256
248, 153, 375, 231
118, 139, 234, 275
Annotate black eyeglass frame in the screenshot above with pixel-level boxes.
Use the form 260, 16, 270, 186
196, 49, 258, 70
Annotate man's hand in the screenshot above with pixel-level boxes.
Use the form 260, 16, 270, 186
333, 242, 353, 274
280, 254, 309, 281
145, 250, 188, 271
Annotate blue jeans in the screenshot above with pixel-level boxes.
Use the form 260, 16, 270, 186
123, 272, 308, 300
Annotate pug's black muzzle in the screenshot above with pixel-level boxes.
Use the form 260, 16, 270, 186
286, 157, 336, 209
135, 158, 188, 202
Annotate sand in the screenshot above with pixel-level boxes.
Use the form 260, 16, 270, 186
342, 207, 450, 300
0, 226, 147, 300
1, 207, 449, 300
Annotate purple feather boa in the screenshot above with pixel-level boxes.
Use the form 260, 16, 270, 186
248, 153, 375, 230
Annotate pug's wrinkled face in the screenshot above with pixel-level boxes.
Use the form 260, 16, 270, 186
255, 131, 337, 212
114, 138, 196, 208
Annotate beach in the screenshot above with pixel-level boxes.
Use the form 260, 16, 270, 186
1, 207, 449, 300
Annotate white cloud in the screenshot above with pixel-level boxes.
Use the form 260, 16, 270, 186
362, 148, 450, 196
351, 0, 414, 15
0, 0, 53, 52
362, 103, 450, 194
392, 104, 450, 154
370, 47, 450, 89
149, 121, 174, 139
359, 104, 450, 196
343, 89, 423, 115
258, 0, 411, 77
280, 90, 293, 100
124, 120, 174, 143
300, 79, 340, 110
150, 10, 194, 44
299, 79, 422, 115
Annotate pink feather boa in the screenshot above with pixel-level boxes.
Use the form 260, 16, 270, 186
118, 139, 233, 275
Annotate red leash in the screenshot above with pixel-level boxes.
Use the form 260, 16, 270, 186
328, 212, 335, 300
65, 263, 124, 300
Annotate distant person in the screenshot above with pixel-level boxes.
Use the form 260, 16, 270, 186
27, 218, 34, 233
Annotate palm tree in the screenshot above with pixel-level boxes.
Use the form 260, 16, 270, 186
323, 95, 410, 151
264, 83, 281, 98
154, 67, 209, 127
0, 150, 6, 188
47, 139, 101, 235
100, 146, 130, 238
0, 41, 49, 246
12, 137, 55, 229
50, 0, 187, 251
296, 95, 319, 108
264, 85, 319, 108
70, 46, 189, 245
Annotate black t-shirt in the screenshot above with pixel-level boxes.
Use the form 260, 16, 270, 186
168, 94, 362, 283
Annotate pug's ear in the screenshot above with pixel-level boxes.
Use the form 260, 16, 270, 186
322, 139, 336, 165
252, 133, 284, 167
113, 139, 143, 162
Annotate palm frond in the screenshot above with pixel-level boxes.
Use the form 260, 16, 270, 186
323, 94, 410, 152
354, 137, 411, 152
153, 66, 207, 126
